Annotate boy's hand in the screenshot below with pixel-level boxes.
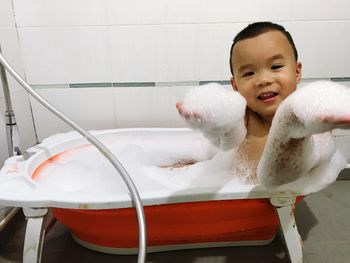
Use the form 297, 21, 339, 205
321, 115, 350, 126
176, 102, 204, 129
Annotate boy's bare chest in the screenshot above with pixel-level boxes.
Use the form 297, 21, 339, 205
238, 135, 268, 163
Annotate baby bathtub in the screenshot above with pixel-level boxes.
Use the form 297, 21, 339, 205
0, 128, 301, 255
53, 199, 281, 254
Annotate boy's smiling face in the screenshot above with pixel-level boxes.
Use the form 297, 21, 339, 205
231, 30, 302, 122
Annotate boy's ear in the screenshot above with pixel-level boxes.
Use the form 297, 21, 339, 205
296, 62, 302, 84
230, 77, 238, 91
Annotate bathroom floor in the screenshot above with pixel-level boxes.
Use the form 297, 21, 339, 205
0, 178, 349, 263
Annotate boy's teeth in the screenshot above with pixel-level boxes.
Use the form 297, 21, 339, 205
259, 92, 277, 100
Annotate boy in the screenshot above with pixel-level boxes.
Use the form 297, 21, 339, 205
177, 22, 350, 189
228, 22, 301, 169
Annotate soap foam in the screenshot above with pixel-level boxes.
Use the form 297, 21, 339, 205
182, 83, 246, 130
258, 80, 349, 194
35, 131, 252, 194
287, 80, 350, 138
181, 83, 247, 150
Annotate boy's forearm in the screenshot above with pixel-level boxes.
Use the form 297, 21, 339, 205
179, 83, 247, 151
201, 118, 246, 151
257, 134, 317, 187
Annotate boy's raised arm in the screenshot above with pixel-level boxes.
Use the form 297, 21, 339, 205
258, 80, 350, 194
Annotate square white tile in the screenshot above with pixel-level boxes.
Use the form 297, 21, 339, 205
154, 25, 198, 82
18, 27, 111, 84
109, 25, 157, 82
0, 27, 26, 97
197, 0, 261, 23
106, 0, 200, 25
287, 0, 350, 21
197, 23, 246, 81
30, 87, 116, 141
197, 0, 349, 23
0, 0, 15, 26
286, 21, 350, 78
110, 25, 198, 82
114, 85, 190, 128
13, 0, 108, 27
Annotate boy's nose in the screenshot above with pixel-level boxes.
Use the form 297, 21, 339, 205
256, 71, 273, 87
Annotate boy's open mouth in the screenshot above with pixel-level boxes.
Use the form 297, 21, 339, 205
257, 92, 278, 100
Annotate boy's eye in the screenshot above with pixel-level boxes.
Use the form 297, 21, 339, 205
271, 65, 283, 70
242, 71, 254, 77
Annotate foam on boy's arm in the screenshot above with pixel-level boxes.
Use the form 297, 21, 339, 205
201, 118, 246, 150
281, 80, 350, 138
257, 80, 350, 194
181, 83, 247, 151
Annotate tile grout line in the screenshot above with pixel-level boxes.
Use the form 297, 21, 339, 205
28, 77, 350, 89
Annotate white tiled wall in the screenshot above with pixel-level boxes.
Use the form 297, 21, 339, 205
0, 88, 36, 166
114, 85, 190, 128
197, 23, 246, 81
0, 0, 15, 26
29, 84, 195, 141
286, 21, 350, 78
13, 0, 350, 26
0, 2, 36, 166
110, 25, 198, 82
13, 0, 108, 27
17, 22, 350, 84
0, 27, 26, 88
109, 26, 157, 83
7, 91, 37, 150
13, 5, 350, 84
196, 0, 350, 23
0, 0, 349, 155
18, 27, 111, 84
29, 87, 116, 141
106, 0, 202, 25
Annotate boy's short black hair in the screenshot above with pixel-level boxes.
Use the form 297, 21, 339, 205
229, 22, 298, 76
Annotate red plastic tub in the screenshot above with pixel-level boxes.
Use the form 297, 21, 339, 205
53, 198, 280, 254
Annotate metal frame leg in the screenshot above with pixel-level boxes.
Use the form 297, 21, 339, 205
22, 208, 48, 263
271, 197, 303, 263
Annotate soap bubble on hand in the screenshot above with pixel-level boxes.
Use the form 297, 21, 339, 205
179, 83, 246, 132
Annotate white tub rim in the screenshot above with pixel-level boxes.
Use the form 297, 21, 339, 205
0, 128, 307, 209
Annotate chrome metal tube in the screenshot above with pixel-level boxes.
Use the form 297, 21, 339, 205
0, 207, 20, 232
0, 45, 21, 156
0, 46, 13, 113
0, 46, 21, 240
0, 52, 147, 263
